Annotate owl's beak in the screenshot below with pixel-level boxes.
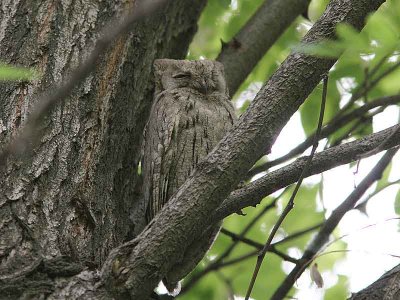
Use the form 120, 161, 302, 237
198, 78, 208, 95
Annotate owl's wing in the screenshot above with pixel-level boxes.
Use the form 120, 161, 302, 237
144, 91, 183, 223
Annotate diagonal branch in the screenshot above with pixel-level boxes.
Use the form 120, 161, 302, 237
217, 0, 311, 94
216, 124, 400, 221
247, 94, 400, 178
99, 1, 385, 298
271, 147, 399, 300
244, 74, 328, 300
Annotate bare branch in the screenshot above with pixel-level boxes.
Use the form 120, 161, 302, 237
271, 147, 399, 300
247, 94, 400, 178
244, 75, 328, 300
180, 191, 285, 295
216, 124, 400, 221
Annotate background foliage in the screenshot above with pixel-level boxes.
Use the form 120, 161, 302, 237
179, 0, 400, 299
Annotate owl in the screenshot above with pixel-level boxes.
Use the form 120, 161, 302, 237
142, 59, 236, 293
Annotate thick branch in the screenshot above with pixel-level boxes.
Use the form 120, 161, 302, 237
100, 1, 385, 298
217, 0, 310, 94
216, 124, 400, 221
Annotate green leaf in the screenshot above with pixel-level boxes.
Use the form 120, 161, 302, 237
300, 79, 340, 136
336, 23, 370, 51
375, 162, 392, 191
394, 189, 400, 215
0, 63, 39, 81
293, 40, 345, 58
308, 0, 330, 23
325, 275, 349, 300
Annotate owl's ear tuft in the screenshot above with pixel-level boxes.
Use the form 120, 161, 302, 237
153, 59, 169, 93
153, 59, 167, 77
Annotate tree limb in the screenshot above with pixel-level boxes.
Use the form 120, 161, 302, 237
245, 74, 328, 300
216, 124, 400, 221
247, 94, 400, 178
348, 263, 400, 300
99, 1, 385, 298
271, 147, 399, 300
217, 0, 311, 94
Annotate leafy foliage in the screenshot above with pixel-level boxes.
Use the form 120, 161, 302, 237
179, 0, 400, 299
0, 63, 38, 81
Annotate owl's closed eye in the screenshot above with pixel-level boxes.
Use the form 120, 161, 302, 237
154, 59, 228, 96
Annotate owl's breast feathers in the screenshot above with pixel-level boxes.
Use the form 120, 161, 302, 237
143, 89, 236, 222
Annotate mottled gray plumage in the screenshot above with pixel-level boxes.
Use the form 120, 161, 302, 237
142, 59, 236, 293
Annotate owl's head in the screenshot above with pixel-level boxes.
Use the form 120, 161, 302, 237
153, 59, 228, 97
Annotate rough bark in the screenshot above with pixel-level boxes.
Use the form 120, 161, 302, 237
99, 0, 386, 298
0, 0, 206, 298
349, 263, 400, 300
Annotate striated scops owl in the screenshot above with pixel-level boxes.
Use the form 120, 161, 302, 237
142, 58, 237, 293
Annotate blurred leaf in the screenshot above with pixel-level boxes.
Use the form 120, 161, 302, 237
379, 67, 400, 95
375, 162, 392, 191
308, 0, 329, 23
394, 189, 400, 215
300, 79, 340, 136
0, 63, 39, 81
294, 40, 345, 58
188, 0, 264, 60
325, 275, 348, 300
336, 23, 370, 51
310, 263, 324, 288
235, 21, 301, 96
280, 185, 324, 250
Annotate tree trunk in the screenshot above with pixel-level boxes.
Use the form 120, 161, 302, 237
0, 0, 205, 298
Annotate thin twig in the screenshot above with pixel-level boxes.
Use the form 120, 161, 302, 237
217, 189, 286, 264
330, 107, 385, 147
180, 190, 287, 295
246, 94, 400, 178
216, 122, 400, 222
354, 178, 400, 212
220, 228, 299, 264
339, 59, 400, 116
0, 0, 168, 166
271, 147, 399, 300
220, 228, 263, 249
179, 250, 259, 296
244, 75, 329, 300
272, 222, 323, 246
